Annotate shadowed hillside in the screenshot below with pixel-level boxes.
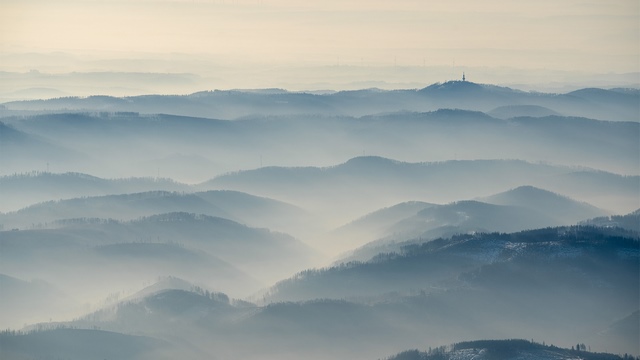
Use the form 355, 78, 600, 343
12, 226, 635, 359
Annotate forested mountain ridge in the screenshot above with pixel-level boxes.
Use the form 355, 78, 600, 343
384, 339, 637, 360
265, 226, 639, 303
5, 226, 636, 360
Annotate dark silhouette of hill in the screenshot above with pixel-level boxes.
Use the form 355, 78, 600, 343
385, 339, 631, 360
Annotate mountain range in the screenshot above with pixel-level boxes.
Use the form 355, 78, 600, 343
3, 225, 636, 360
1, 82, 638, 359
3, 82, 638, 122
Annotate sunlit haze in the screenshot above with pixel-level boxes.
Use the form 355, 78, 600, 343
2, 0, 639, 94
1, 2, 639, 360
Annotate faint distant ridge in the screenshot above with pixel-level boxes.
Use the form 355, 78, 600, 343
362, 108, 500, 125
607, 87, 640, 95
2, 87, 69, 100
3, 81, 638, 121
0, 171, 191, 212
0, 121, 86, 168
336, 200, 436, 232
488, 104, 561, 119
480, 185, 608, 224
0, 121, 31, 144
568, 87, 639, 102
205, 155, 639, 216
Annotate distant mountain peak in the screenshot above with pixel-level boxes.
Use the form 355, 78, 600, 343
342, 155, 399, 165
423, 80, 484, 92
419, 81, 526, 97
337, 156, 405, 172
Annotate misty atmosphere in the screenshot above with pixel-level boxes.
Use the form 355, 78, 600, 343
1, 1, 639, 360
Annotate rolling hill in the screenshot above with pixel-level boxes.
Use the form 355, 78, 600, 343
337, 186, 609, 262
14, 226, 636, 360
203, 157, 638, 232
0, 212, 318, 314
479, 185, 609, 224
0, 172, 190, 213
2, 105, 637, 183
0, 189, 309, 236
0, 121, 87, 178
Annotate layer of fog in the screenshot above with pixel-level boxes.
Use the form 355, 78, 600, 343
1, 83, 638, 360
2, 51, 639, 102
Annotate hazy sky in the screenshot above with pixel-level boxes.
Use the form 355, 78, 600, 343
1, 0, 639, 90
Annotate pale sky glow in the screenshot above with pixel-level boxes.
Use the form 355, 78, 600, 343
1, 0, 639, 91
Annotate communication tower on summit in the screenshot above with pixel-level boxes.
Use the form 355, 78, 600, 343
462, 72, 466, 82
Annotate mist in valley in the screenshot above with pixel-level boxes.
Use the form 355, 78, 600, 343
2, 80, 638, 360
